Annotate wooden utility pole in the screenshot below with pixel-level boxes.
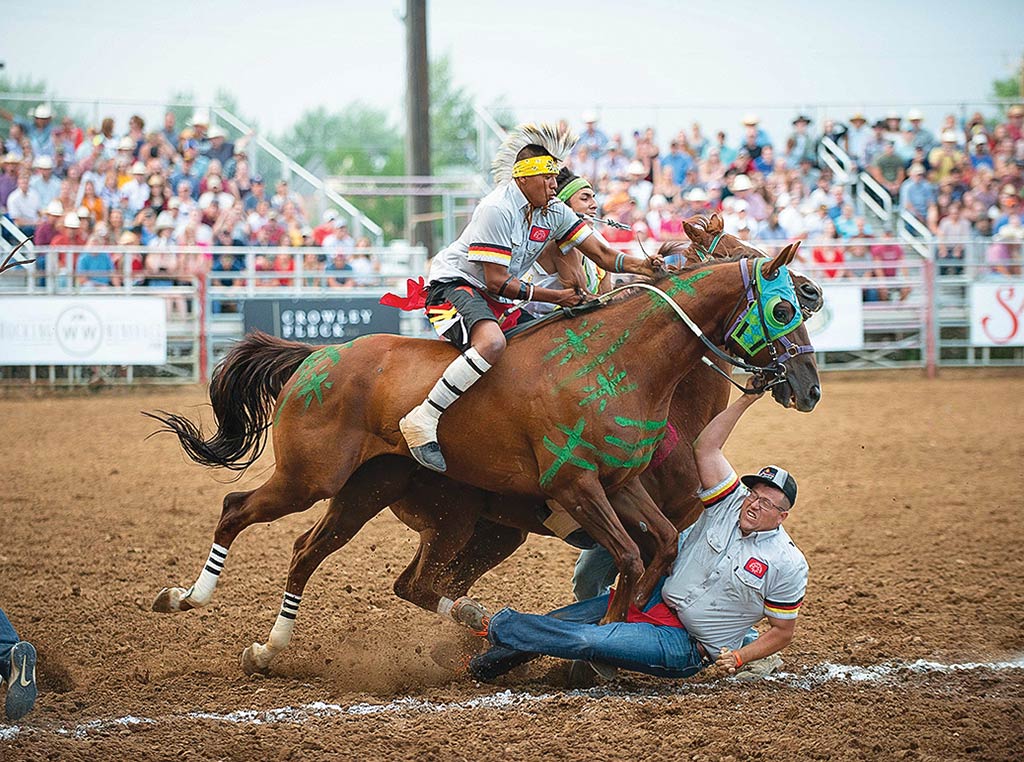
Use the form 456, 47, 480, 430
406, 0, 434, 254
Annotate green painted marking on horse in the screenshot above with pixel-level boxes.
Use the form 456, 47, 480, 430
273, 345, 344, 426
539, 417, 598, 487
571, 329, 631, 380
579, 365, 638, 412
614, 416, 668, 430
638, 270, 713, 319
545, 320, 604, 366
595, 415, 668, 469
295, 371, 333, 409
604, 432, 666, 451
596, 451, 659, 469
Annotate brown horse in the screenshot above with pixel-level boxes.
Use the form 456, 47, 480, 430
269, 220, 824, 669
149, 242, 820, 672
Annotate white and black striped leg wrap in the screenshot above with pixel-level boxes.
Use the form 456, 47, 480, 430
425, 347, 492, 418
186, 543, 228, 604
279, 592, 302, 622
268, 592, 302, 650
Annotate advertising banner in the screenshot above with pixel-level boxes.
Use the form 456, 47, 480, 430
969, 282, 1024, 347
803, 285, 864, 351
243, 297, 401, 343
0, 297, 167, 365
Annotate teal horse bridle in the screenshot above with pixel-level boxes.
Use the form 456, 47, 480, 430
691, 233, 724, 262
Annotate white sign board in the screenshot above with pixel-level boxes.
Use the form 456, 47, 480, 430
0, 297, 167, 365
969, 282, 1024, 347
803, 285, 864, 351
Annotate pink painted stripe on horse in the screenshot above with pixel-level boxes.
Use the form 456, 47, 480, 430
649, 422, 679, 470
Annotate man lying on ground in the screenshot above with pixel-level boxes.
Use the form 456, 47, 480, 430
468, 384, 808, 682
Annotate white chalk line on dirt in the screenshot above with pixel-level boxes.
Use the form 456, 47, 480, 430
2, 656, 1022, 742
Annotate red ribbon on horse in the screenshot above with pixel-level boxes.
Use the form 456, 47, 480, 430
380, 276, 429, 311
381, 277, 522, 331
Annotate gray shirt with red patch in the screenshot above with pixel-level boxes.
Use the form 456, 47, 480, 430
660, 471, 808, 652
427, 181, 591, 299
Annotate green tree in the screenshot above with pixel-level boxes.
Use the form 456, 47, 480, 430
428, 54, 516, 173
278, 103, 406, 237
429, 54, 477, 171
990, 60, 1022, 118
0, 74, 49, 123
164, 89, 197, 136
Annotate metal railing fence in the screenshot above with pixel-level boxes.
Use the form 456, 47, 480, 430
0, 239, 1020, 386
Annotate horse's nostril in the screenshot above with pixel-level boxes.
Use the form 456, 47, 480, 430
808, 384, 821, 403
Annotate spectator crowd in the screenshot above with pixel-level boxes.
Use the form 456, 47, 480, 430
2, 102, 1023, 302
0, 104, 379, 297
562, 106, 1024, 290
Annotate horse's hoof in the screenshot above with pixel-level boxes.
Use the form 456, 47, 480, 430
240, 644, 271, 676
153, 587, 184, 613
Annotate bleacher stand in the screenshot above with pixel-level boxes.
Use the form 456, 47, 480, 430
1, 101, 1022, 298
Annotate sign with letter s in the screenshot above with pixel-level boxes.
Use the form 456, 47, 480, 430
970, 282, 1024, 347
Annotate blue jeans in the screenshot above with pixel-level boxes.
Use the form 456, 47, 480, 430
572, 526, 697, 602
572, 546, 618, 602
0, 607, 19, 682
480, 578, 710, 679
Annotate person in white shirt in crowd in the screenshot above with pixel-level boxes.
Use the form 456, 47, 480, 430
728, 174, 769, 221
626, 161, 653, 211
807, 173, 834, 210
845, 112, 872, 168
119, 161, 151, 218
323, 219, 356, 253
803, 203, 832, 240
29, 155, 61, 209
776, 192, 806, 239
198, 175, 234, 211
7, 170, 42, 233
271, 178, 305, 218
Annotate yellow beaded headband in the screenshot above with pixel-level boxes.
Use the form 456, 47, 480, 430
511, 155, 559, 178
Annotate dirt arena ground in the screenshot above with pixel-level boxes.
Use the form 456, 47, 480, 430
1, 372, 1022, 760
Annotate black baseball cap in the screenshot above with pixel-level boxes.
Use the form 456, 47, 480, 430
741, 465, 797, 508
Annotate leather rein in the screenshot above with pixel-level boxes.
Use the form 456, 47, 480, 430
592, 253, 814, 395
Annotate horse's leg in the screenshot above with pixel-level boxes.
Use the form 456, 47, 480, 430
241, 457, 416, 674
548, 475, 644, 623
153, 471, 319, 613
435, 518, 528, 599
606, 478, 679, 609
389, 476, 495, 630
393, 520, 482, 629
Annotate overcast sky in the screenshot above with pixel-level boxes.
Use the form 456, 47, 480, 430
5, 0, 1024, 147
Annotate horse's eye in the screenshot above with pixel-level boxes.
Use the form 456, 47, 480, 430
773, 301, 794, 324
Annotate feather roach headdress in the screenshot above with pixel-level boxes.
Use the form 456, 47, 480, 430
491, 122, 579, 186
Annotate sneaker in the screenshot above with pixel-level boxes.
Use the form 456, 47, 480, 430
467, 649, 535, 682
564, 529, 598, 550
5, 641, 37, 722
566, 659, 617, 687
734, 653, 783, 681
399, 406, 447, 472
407, 441, 447, 472
449, 596, 490, 636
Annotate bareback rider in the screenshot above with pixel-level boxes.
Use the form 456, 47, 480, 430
399, 124, 664, 472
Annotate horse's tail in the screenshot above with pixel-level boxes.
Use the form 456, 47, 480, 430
144, 330, 315, 472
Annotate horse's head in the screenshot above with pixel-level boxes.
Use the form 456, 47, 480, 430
724, 243, 821, 412
681, 213, 765, 261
